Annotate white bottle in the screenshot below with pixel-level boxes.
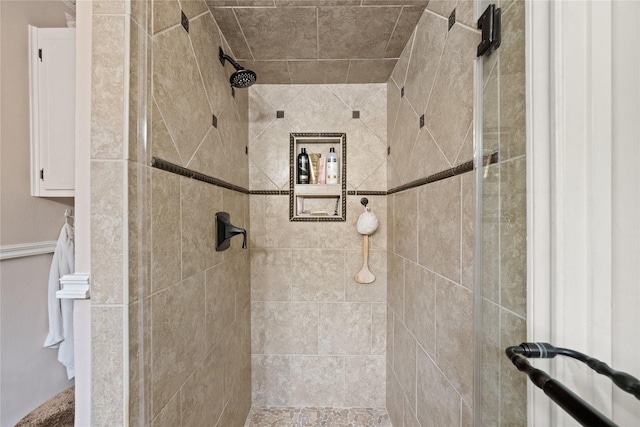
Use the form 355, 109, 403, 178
326, 147, 339, 184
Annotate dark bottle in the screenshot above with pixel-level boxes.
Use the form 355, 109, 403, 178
297, 147, 309, 184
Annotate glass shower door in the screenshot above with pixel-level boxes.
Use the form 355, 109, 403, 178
475, 0, 527, 425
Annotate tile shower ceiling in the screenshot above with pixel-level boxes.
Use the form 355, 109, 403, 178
206, 0, 430, 84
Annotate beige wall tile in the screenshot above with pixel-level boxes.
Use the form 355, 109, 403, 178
92, 306, 124, 425
424, 24, 477, 164
388, 99, 420, 187
91, 161, 124, 304
404, 261, 436, 356
248, 89, 276, 143
462, 402, 473, 427
290, 356, 345, 406
291, 249, 345, 301
344, 356, 386, 407
151, 273, 206, 415
151, 100, 183, 165
252, 85, 309, 111
151, 392, 180, 427
481, 299, 500, 425
91, 15, 125, 160
151, 169, 181, 293
345, 123, 387, 190
387, 194, 395, 252
249, 196, 266, 248
153, 26, 212, 164
222, 318, 251, 408
180, 177, 223, 278
386, 362, 404, 427
404, 11, 448, 116
416, 346, 461, 427
393, 189, 418, 262
250, 120, 295, 190
235, 8, 317, 60
205, 259, 236, 348
252, 301, 319, 354
319, 303, 372, 355
386, 303, 394, 366
180, 343, 225, 427
289, 60, 350, 84
435, 276, 473, 405
318, 7, 400, 59
251, 355, 292, 406
286, 85, 352, 133
393, 316, 416, 404
390, 32, 413, 89
347, 59, 397, 84
499, 0, 526, 160
217, 101, 249, 189
384, 6, 425, 58
189, 13, 234, 117
500, 157, 526, 316
500, 309, 527, 425
128, 299, 152, 425
482, 163, 500, 304
408, 127, 451, 183
372, 303, 387, 355
128, 163, 152, 302
179, 0, 208, 18
93, 0, 125, 14
461, 169, 475, 289
153, 0, 180, 34
417, 176, 461, 282
387, 252, 404, 320
251, 248, 292, 301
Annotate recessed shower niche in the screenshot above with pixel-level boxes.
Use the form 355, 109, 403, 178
290, 132, 346, 221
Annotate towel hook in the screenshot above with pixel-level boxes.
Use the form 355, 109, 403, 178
64, 209, 74, 225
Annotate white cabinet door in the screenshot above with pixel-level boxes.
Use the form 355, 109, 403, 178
29, 26, 75, 197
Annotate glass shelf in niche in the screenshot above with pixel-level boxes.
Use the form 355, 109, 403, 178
289, 132, 347, 222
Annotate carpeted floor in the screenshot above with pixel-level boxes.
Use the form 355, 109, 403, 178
15, 386, 74, 427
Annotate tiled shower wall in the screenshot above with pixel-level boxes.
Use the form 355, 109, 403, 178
248, 84, 388, 407
386, 5, 478, 426
90, 0, 251, 425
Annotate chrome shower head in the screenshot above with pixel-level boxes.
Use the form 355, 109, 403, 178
219, 47, 257, 88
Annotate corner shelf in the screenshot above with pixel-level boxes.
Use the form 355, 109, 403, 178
289, 133, 346, 222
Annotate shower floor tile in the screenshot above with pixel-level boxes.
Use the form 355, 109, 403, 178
244, 406, 391, 427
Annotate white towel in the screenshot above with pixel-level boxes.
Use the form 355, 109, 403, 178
44, 223, 75, 379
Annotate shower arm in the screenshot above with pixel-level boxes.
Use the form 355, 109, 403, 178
219, 47, 243, 71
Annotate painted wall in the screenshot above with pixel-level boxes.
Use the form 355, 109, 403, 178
248, 84, 388, 407
385, 4, 479, 426
0, 1, 74, 425
88, 0, 251, 425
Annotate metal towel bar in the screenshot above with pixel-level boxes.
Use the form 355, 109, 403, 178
505, 342, 640, 427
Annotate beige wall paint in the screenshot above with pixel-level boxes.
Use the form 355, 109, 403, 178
0, 1, 74, 425
249, 84, 388, 407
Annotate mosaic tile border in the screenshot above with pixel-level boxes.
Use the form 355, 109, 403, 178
244, 406, 391, 427
151, 157, 250, 194
386, 151, 499, 195
153, 152, 498, 199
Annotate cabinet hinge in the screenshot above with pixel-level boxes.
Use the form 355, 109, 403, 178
40, 169, 44, 180
38, 48, 43, 62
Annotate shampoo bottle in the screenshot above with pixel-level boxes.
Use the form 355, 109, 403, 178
297, 147, 309, 184
326, 147, 339, 184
